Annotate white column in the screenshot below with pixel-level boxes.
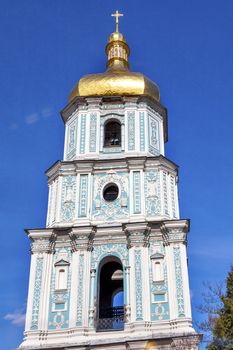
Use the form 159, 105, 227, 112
100, 124, 104, 152
89, 268, 96, 327
69, 250, 79, 328
125, 265, 131, 322
128, 247, 135, 321
180, 243, 192, 319
141, 246, 150, 321
55, 176, 62, 223
25, 253, 37, 331
165, 243, 178, 320
83, 250, 91, 327
40, 252, 53, 330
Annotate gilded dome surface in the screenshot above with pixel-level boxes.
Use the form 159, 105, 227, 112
69, 28, 160, 102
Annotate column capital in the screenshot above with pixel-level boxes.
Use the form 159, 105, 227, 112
69, 226, 96, 252
123, 223, 151, 248
161, 220, 190, 245
30, 236, 56, 254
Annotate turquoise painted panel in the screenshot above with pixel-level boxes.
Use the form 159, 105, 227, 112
55, 303, 65, 310
144, 170, 161, 216
163, 171, 169, 215
139, 112, 145, 151
134, 250, 143, 320
133, 171, 141, 214
89, 113, 97, 152
154, 293, 166, 302
80, 114, 86, 154
170, 175, 177, 218
30, 257, 43, 330
148, 114, 160, 155
48, 248, 72, 330
66, 120, 77, 160
127, 111, 135, 151
173, 246, 185, 317
78, 175, 88, 217
151, 302, 169, 321
60, 176, 76, 222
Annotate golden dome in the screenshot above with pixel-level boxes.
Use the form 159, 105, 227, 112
69, 17, 160, 102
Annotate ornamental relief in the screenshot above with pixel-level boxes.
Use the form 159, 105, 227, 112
91, 243, 129, 269
148, 114, 160, 155
144, 170, 161, 216
61, 176, 76, 222
92, 171, 129, 222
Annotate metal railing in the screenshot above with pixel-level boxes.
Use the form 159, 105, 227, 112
97, 306, 124, 331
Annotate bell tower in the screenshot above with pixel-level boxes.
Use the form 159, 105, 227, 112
19, 12, 201, 350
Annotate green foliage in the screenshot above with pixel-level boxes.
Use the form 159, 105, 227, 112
207, 266, 233, 350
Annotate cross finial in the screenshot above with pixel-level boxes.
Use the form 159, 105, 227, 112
111, 10, 123, 32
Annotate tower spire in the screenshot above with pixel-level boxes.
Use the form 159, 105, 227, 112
111, 10, 123, 32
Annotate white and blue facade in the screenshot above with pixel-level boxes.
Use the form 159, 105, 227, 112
19, 97, 201, 348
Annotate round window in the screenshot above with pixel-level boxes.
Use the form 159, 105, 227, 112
103, 183, 119, 202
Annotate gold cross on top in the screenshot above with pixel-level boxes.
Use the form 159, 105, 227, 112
111, 10, 123, 32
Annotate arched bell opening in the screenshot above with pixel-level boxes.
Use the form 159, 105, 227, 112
104, 120, 121, 147
97, 256, 124, 331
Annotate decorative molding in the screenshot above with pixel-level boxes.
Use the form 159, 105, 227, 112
92, 171, 129, 222
162, 171, 169, 215
161, 220, 189, 245
173, 245, 185, 317
133, 171, 141, 214
91, 243, 129, 269
148, 114, 160, 155
170, 175, 177, 218
54, 259, 70, 267
144, 170, 161, 216
31, 237, 55, 254
60, 176, 76, 222
127, 111, 135, 151
76, 254, 84, 326
171, 335, 202, 349
139, 112, 145, 151
80, 114, 86, 154
134, 249, 143, 320
66, 120, 77, 160
78, 174, 88, 218
30, 257, 43, 330
89, 113, 97, 152
70, 227, 95, 252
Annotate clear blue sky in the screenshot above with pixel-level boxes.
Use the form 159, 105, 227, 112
1, 1, 233, 349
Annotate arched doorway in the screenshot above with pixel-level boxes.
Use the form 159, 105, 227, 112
97, 256, 124, 331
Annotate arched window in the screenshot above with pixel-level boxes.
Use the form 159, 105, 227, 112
155, 262, 162, 281
97, 257, 124, 331
57, 269, 67, 290
151, 253, 164, 282
104, 120, 121, 147
54, 259, 70, 290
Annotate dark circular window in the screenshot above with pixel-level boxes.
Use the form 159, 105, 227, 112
103, 183, 119, 202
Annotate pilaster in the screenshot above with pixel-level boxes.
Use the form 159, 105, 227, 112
124, 223, 151, 324
161, 220, 192, 329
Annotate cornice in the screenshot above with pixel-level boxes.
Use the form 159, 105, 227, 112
45, 155, 178, 181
